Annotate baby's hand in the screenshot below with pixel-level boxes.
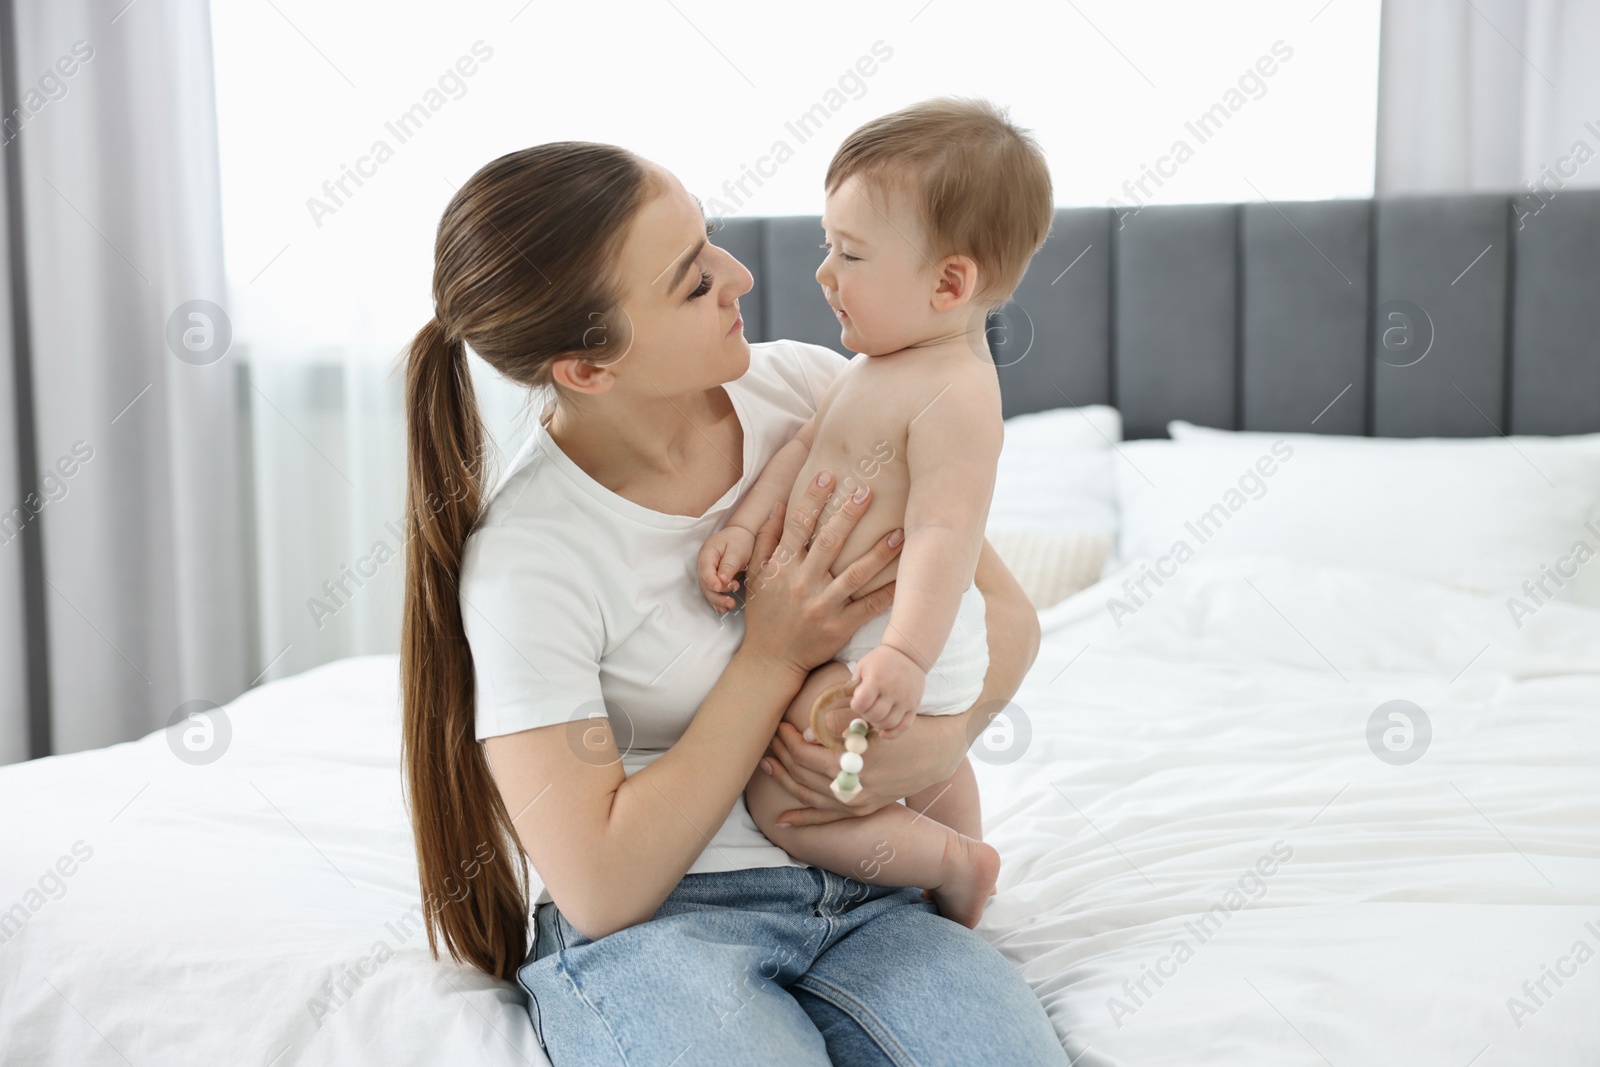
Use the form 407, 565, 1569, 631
848, 644, 926, 739
698, 525, 757, 613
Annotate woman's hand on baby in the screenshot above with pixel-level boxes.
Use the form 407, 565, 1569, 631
697, 526, 756, 613
848, 644, 926, 740
740, 471, 904, 678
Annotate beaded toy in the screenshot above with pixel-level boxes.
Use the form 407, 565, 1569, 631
807, 678, 877, 803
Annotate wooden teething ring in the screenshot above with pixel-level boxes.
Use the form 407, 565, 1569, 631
808, 678, 877, 803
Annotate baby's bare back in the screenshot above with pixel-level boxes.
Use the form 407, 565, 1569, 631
785, 348, 1001, 596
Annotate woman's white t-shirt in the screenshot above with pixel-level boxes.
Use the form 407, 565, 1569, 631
460, 339, 851, 907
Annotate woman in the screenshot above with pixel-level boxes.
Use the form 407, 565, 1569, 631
399, 141, 1067, 1065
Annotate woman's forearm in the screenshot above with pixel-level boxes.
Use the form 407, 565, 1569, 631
579, 647, 807, 937
961, 535, 1040, 749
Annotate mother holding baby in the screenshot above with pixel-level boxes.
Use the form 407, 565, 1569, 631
399, 98, 1068, 1065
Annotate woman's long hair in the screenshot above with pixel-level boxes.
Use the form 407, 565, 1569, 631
399, 143, 658, 980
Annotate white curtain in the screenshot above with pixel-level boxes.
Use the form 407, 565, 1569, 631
241, 343, 532, 687
0, 0, 247, 763
0, 98, 27, 764
1376, 0, 1600, 195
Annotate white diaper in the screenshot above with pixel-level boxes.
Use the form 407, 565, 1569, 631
838, 583, 989, 716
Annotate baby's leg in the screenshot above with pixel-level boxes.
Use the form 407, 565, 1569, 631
905, 754, 982, 840
745, 664, 1000, 927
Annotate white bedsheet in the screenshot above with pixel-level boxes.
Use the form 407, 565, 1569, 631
974, 553, 1600, 1066
3, 553, 1597, 1065
0, 657, 546, 1067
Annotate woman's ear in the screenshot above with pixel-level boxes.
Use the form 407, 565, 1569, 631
551, 306, 634, 394
548, 354, 618, 397
931, 253, 980, 312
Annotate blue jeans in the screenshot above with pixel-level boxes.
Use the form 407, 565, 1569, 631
517, 865, 1068, 1066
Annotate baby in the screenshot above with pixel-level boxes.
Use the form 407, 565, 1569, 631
696, 98, 1053, 927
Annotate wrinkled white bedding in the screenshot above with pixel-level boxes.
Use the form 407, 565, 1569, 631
974, 553, 1600, 1066
3, 553, 1596, 1065
0, 656, 543, 1067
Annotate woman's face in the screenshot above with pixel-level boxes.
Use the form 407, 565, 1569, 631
599, 166, 754, 400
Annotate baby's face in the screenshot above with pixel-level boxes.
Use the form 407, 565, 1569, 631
816, 175, 941, 356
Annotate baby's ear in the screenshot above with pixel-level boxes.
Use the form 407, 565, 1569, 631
931, 253, 980, 311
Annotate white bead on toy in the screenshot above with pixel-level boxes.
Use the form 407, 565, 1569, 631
839, 751, 864, 774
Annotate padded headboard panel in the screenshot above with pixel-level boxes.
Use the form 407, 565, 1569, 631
715, 189, 1600, 438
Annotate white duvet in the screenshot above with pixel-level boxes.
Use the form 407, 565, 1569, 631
0, 657, 542, 1066
2, 553, 1597, 1065
976, 553, 1600, 1066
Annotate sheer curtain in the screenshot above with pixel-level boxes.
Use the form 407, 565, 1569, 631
1376, 0, 1600, 196
240, 342, 532, 684
0, 0, 247, 763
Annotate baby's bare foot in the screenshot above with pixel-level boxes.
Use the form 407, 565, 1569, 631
929, 833, 1000, 929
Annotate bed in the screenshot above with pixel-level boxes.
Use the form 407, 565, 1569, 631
5, 189, 1600, 1064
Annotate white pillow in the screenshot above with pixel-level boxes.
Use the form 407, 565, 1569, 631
1113, 421, 1600, 601
986, 405, 1121, 538
986, 529, 1112, 609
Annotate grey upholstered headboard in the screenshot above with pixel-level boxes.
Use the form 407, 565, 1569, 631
714, 189, 1600, 439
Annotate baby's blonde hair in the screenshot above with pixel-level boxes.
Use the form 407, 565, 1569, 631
825, 97, 1054, 309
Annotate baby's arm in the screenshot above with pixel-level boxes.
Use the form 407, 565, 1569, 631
698, 415, 819, 612
850, 383, 1002, 733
